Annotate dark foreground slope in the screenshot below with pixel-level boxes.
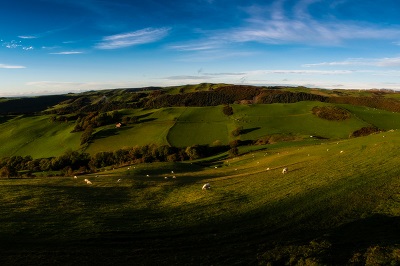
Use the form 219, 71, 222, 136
0, 130, 399, 265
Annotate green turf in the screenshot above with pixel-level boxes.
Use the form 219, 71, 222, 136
0, 115, 80, 158
1, 101, 400, 159
167, 106, 233, 146
0, 131, 399, 264
231, 102, 369, 140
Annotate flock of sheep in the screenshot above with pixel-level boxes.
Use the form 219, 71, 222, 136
73, 165, 292, 191
71, 147, 351, 190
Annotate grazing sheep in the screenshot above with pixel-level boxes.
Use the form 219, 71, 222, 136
340, 150, 344, 153
282, 167, 288, 174
202, 183, 211, 190
117, 179, 121, 182
84, 179, 88, 182
172, 176, 176, 179
74, 176, 77, 179
146, 174, 150, 177
171, 170, 174, 174
267, 168, 270, 171
164, 176, 168, 180
86, 180, 92, 185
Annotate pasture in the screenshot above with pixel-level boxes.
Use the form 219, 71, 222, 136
1, 131, 399, 265
0, 101, 397, 158
0, 115, 79, 158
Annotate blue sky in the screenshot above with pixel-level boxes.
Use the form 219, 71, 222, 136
1, 0, 400, 96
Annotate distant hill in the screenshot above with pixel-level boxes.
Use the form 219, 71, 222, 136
1, 83, 400, 159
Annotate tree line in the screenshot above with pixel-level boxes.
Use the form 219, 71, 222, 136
0, 144, 230, 178
144, 86, 328, 108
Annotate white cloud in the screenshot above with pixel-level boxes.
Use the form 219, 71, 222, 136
0, 64, 26, 69
221, 1, 400, 45
303, 57, 400, 67
245, 69, 354, 75
18, 35, 37, 39
49, 51, 84, 55
165, 75, 212, 80
2, 40, 22, 49
168, 41, 221, 51
95, 27, 170, 49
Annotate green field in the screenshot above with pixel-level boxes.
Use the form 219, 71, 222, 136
0, 115, 80, 158
1, 101, 399, 158
1, 131, 399, 265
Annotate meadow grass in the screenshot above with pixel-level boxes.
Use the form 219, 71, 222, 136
231, 102, 369, 141
1, 101, 398, 158
0, 115, 80, 158
167, 106, 233, 146
1, 131, 399, 264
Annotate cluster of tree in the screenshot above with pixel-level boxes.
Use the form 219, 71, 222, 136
72, 111, 121, 132
349, 126, 381, 138
145, 86, 330, 108
254, 90, 328, 104
329, 97, 400, 113
44, 92, 148, 115
0, 151, 91, 178
311, 106, 352, 120
0, 144, 231, 178
144, 85, 262, 108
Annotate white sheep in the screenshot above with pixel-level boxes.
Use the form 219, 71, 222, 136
84, 178, 88, 182
171, 170, 174, 174
117, 179, 121, 182
202, 183, 211, 190
146, 174, 150, 177
85, 180, 92, 185
172, 176, 176, 179
74, 176, 77, 179
282, 167, 288, 174
164, 176, 168, 180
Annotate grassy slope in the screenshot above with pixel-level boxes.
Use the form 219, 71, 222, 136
1, 101, 400, 158
0, 115, 80, 158
0, 131, 399, 265
231, 102, 369, 141
168, 106, 233, 146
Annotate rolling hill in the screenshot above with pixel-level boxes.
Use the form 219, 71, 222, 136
1, 84, 400, 159
0, 84, 399, 264
0, 129, 399, 265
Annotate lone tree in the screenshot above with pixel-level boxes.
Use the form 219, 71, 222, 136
222, 104, 234, 116
228, 147, 239, 157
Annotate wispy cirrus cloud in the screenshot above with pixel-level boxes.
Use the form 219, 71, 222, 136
168, 40, 222, 51
95, 27, 170, 49
18, 35, 38, 39
0, 63, 26, 69
49, 51, 84, 55
219, 0, 400, 46
303, 57, 400, 67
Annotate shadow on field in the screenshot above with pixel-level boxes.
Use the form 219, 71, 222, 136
328, 214, 400, 264
0, 115, 16, 124
241, 127, 261, 134
94, 128, 119, 139
139, 118, 157, 123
